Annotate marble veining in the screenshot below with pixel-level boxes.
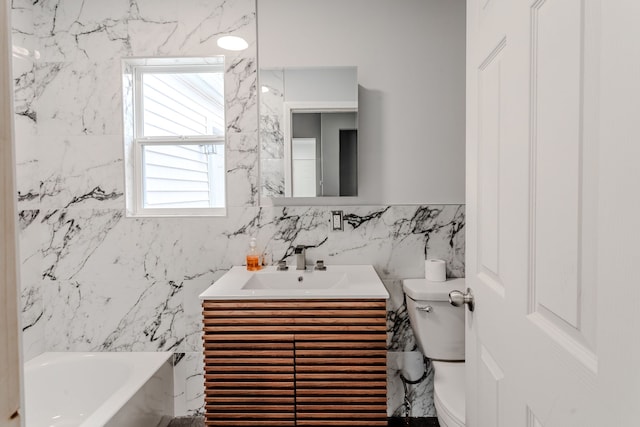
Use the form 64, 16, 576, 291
17, 203, 463, 416
258, 68, 285, 197
226, 133, 259, 207
225, 57, 258, 135
259, 158, 285, 198
11, 0, 463, 418
40, 209, 124, 281
173, 352, 205, 416
20, 286, 43, 333
64, 186, 122, 208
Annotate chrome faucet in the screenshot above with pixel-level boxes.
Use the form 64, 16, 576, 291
294, 245, 306, 270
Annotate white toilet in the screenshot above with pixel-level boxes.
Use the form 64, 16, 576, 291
403, 278, 466, 427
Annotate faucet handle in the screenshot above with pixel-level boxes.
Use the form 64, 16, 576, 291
277, 260, 288, 271
314, 260, 327, 271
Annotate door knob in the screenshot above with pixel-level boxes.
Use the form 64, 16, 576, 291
449, 288, 474, 312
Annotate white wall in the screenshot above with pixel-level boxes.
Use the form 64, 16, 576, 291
258, 0, 466, 204
284, 67, 358, 103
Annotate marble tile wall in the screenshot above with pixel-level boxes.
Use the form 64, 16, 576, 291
259, 68, 285, 197
10, 0, 465, 417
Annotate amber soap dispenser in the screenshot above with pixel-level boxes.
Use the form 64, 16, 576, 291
246, 237, 261, 271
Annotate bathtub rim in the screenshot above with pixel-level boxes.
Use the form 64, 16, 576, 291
24, 351, 173, 427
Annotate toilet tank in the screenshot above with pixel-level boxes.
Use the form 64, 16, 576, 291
403, 278, 466, 361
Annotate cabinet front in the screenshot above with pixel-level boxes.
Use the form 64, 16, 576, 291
203, 301, 296, 426
202, 300, 387, 426
293, 300, 387, 427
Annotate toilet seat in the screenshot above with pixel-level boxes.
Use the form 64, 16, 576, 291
433, 361, 465, 427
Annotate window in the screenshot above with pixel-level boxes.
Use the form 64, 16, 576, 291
124, 57, 226, 216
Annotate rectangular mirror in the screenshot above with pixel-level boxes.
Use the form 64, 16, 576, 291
257, 0, 466, 205
260, 66, 358, 198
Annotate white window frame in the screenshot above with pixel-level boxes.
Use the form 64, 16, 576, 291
131, 63, 226, 217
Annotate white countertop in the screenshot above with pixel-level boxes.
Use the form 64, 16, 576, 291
199, 265, 390, 300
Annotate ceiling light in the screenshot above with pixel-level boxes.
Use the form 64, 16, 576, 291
216, 36, 249, 51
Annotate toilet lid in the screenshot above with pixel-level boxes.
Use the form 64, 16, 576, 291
433, 361, 465, 424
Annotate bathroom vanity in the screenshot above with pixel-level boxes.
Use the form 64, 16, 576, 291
200, 265, 389, 426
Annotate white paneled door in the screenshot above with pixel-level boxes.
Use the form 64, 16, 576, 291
466, 0, 640, 426
1, 0, 22, 425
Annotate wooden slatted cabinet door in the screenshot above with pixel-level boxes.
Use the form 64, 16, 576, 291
294, 300, 388, 427
202, 301, 296, 426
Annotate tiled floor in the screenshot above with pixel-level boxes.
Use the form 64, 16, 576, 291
388, 417, 440, 427
167, 417, 440, 427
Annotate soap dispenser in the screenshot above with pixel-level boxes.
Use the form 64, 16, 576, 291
246, 237, 261, 271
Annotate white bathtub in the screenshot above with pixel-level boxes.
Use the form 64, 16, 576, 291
24, 352, 174, 427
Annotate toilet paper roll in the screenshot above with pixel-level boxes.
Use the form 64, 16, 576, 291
425, 258, 447, 282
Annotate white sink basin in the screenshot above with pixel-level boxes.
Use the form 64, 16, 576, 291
242, 271, 348, 290
200, 265, 389, 300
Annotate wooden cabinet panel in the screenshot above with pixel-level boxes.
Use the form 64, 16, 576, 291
293, 301, 387, 427
203, 301, 296, 426
202, 299, 387, 426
